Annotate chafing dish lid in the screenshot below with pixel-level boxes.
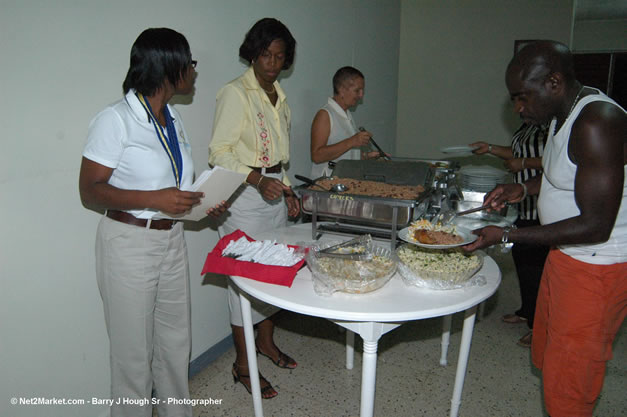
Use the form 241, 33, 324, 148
331, 160, 432, 187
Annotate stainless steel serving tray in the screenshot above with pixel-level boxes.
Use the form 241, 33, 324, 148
296, 160, 435, 228
297, 186, 419, 227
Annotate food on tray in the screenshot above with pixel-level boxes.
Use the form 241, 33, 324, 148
313, 177, 425, 200
409, 219, 463, 245
397, 244, 482, 284
314, 255, 394, 282
222, 236, 303, 266
414, 229, 463, 245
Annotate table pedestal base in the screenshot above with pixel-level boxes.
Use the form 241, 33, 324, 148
335, 321, 401, 417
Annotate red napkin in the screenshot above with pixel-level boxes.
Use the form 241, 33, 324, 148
201, 229, 305, 287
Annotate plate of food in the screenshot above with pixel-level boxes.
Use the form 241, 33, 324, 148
398, 219, 477, 249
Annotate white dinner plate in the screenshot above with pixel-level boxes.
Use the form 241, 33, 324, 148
398, 226, 477, 249
440, 146, 477, 155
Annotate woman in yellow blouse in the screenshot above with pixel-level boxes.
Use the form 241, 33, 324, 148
208, 17, 298, 399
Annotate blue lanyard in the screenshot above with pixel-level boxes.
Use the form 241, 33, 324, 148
136, 93, 183, 188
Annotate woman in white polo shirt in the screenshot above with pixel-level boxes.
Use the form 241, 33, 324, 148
79, 28, 226, 417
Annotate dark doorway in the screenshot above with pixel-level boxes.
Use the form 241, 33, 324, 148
573, 52, 627, 108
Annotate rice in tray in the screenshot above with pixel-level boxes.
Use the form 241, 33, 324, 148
314, 177, 424, 200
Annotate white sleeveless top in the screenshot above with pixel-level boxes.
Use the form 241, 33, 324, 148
537, 88, 627, 264
310, 97, 360, 178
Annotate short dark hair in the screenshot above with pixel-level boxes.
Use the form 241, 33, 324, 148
332, 66, 364, 94
123, 28, 192, 96
239, 18, 296, 70
509, 40, 576, 88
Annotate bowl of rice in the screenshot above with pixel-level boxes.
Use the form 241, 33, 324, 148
395, 244, 483, 290
306, 236, 397, 295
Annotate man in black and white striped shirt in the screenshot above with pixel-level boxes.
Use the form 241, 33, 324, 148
470, 122, 549, 347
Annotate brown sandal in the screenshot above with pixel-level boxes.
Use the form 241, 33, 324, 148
502, 313, 528, 324
517, 331, 533, 348
231, 363, 278, 399
256, 346, 298, 369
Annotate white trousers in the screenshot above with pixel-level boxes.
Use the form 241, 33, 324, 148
219, 173, 287, 326
96, 216, 191, 417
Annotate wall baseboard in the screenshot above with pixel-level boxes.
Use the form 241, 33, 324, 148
189, 335, 233, 378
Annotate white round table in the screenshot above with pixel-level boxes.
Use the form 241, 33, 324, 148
231, 223, 501, 417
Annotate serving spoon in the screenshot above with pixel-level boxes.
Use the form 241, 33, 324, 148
295, 175, 348, 192
359, 127, 391, 160
436, 203, 509, 225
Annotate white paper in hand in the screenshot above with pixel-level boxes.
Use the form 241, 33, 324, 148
157, 166, 246, 221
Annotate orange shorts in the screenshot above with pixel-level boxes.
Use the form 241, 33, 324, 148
532, 249, 627, 417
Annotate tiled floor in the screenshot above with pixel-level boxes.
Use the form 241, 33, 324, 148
188, 251, 626, 417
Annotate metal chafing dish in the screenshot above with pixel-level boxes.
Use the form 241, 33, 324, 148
296, 159, 447, 247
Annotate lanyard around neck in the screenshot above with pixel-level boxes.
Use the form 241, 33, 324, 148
136, 92, 183, 188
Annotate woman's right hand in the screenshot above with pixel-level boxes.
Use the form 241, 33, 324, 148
350, 130, 372, 148
469, 141, 489, 155
257, 176, 291, 201
153, 187, 204, 214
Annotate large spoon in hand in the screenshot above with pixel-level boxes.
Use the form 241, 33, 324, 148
359, 127, 391, 160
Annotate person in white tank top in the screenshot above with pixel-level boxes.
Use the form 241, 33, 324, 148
463, 41, 626, 417
310, 66, 384, 178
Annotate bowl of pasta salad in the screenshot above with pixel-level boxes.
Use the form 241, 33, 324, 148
395, 244, 483, 290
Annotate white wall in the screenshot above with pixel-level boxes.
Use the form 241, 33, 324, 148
0, 1, 400, 416
573, 18, 627, 51
396, 0, 574, 160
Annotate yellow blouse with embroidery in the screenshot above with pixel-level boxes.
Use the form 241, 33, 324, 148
209, 66, 291, 185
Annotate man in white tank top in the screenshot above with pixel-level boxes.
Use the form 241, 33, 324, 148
463, 41, 626, 417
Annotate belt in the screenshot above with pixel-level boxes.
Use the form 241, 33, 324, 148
106, 210, 177, 230
248, 163, 282, 174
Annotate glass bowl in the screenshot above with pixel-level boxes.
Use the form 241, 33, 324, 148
395, 244, 483, 290
306, 238, 397, 295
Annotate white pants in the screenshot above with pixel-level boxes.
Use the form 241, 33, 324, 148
219, 172, 287, 326
96, 216, 191, 417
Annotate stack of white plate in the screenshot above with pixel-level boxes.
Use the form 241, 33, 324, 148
459, 165, 510, 192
